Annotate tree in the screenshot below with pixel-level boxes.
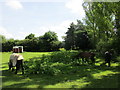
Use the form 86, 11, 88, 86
20, 37, 39, 52
0, 35, 6, 52
65, 20, 91, 50
65, 22, 76, 50
82, 2, 120, 54
25, 33, 35, 39
75, 31, 91, 50
41, 31, 60, 51
0, 35, 6, 43
2, 39, 15, 52
1, 31, 61, 52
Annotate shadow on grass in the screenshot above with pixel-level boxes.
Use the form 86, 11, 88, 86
1, 56, 120, 89
83, 73, 120, 88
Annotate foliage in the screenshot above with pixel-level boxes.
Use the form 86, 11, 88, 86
0, 35, 6, 52
2, 39, 15, 52
96, 39, 114, 57
64, 20, 92, 50
41, 31, 60, 52
65, 22, 76, 50
0, 34, 6, 43
24, 51, 78, 75
25, 33, 35, 39
1, 31, 61, 52
82, 2, 120, 54
75, 31, 91, 50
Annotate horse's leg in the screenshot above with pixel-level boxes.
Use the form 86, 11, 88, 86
15, 61, 19, 74
15, 66, 18, 74
108, 62, 110, 67
107, 59, 111, 67
8, 62, 12, 70
12, 67, 15, 72
91, 58, 95, 65
21, 60, 24, 74
8, 61, 14, 71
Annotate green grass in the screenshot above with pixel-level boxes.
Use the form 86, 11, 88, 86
1, 52, 120, 89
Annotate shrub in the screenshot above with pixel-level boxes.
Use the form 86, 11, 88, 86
24, 51, 78, 75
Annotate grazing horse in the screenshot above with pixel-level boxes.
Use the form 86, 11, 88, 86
73, 52, 95, 64
8, 53, 24, 74
103, 51, 112, 67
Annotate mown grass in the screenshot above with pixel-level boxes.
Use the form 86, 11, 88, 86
1, 51, 120, 89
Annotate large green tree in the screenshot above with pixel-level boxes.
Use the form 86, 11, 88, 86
41, 31, 60, 51
83, 2, 120, 53
65, 22, 76, 50
65, 20, 91, 50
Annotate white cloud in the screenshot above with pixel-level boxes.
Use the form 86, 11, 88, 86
65, 0, 85, 16
16, 31, 30, 39
0, 27, 13, 39
5, 0, 23, 10
35, 20, 77, 41
0, 21, 77, 41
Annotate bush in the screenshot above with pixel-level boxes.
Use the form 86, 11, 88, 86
24, 51, 78, 75
24, 55, 55, 75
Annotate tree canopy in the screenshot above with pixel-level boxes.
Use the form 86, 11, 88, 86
1, 31, 61, 52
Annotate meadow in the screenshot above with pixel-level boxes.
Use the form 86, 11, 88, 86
1, 51, 120, 89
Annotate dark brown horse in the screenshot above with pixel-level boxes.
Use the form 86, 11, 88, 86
73, 52, 95, 64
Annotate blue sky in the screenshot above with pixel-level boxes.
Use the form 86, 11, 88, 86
0, 0, 85, 41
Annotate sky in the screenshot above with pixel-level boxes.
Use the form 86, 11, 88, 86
0, 0, 85, 41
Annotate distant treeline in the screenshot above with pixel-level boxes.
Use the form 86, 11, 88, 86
1, 31, 62, 52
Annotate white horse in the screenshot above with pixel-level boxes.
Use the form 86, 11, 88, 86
9, 53, 24, 74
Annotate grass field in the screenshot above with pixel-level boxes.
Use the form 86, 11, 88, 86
1, 52, 120, 89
